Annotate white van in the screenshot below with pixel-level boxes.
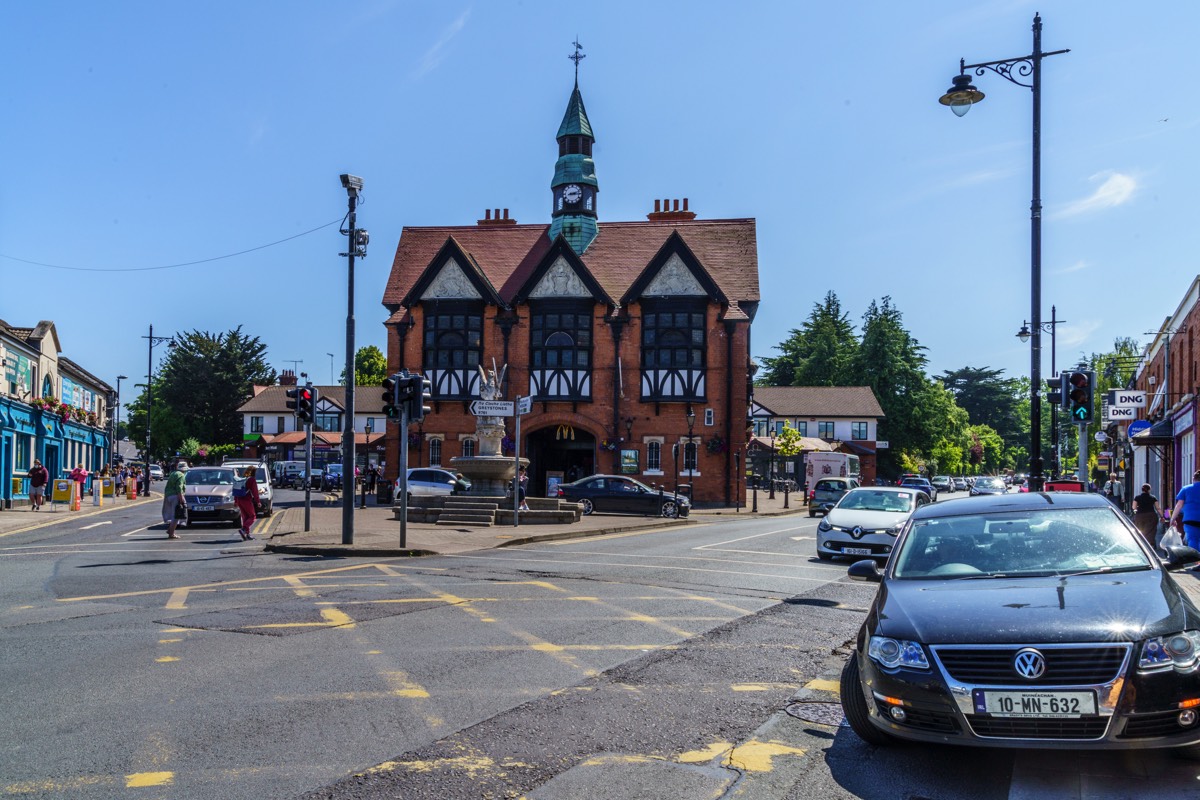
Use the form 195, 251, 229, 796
271, 460, 306, 488
221, 459, 273, 516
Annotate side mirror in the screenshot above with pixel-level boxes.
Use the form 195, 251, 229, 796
847, 559, 883, 583
1163, 545, 1200, 571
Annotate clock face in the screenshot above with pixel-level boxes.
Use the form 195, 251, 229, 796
562, 184, 582, 204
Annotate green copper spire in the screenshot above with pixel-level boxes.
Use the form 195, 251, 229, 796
549, 39, 598, 253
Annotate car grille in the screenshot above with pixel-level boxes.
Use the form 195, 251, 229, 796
874, 699, 960, 734
966, 715, 1109, 740
1119, 710, 1200, 739
933, 645, 1128, 686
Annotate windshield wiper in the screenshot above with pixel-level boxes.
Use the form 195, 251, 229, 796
1056, 565, 1150, 577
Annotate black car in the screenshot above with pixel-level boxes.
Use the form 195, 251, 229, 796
557, 474, 690, 518
840, 492, 1200, 754
969, 475, 1008, 496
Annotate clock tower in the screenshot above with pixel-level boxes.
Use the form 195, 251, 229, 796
548, 42, 598, 253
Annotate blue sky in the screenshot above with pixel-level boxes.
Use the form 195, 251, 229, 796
2, 1, 1196, 399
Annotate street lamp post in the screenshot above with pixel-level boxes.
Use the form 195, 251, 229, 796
941, 13, 1068, 492
141, 325, 175, 495
1018, 305, 1064, 476
112, 374, 127, 467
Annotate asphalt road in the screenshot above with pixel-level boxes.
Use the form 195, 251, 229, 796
1, 493, 1197, 799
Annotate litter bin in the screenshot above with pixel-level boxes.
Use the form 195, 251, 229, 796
678, 483, 693, 498
376, 482, 394, 505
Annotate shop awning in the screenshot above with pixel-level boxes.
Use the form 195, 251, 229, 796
1131, 418, 1173, 446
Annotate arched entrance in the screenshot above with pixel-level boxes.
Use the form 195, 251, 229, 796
525, 425, 596, 498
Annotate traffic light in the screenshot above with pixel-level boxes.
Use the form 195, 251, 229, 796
297, 384, 316, 425
381, 374, 401, 421
1045, 373, 1066, 409
286, 387, 300, 413
406, 373, 432, 423
1067, 370, 1095, 422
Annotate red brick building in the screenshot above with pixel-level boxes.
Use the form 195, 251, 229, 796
380, 76, 760, 506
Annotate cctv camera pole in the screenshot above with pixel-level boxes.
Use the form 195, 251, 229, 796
339, 175, 363, 544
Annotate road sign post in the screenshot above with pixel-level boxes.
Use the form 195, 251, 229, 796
512, 395, 530, 527
470, 400, 514, 417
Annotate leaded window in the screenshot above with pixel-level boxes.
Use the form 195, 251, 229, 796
423, 302, 483, 398
530, 301, 592, 400
640, 299, 706, 401
462, 439, 476, 457
647, 441, 662, 471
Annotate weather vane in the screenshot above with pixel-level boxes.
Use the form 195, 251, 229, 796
569, 37, 585, 84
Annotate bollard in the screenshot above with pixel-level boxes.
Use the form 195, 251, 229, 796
752, 481, 758, 513
93, 481, 102, 507
783, 481, 789, 510
71, 483, 81, 511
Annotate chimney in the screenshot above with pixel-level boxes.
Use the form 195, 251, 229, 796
478, 207, 517, 226
280, 370, 298, 386
646, 197, 697, 222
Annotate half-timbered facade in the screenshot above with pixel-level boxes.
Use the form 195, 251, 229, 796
381, 75, 760, 506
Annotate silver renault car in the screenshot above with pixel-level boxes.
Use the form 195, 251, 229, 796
816, 486, 930, 562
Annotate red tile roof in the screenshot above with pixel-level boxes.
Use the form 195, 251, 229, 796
383, 219, 758, 310
752, 386, 885, 419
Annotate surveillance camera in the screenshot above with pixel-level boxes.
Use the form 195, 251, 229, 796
340, 174, 363, 191
355, 229, 370, 247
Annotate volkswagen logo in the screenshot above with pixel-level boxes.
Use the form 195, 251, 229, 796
1013, 648, 1047, 680
851, 526, 864, 539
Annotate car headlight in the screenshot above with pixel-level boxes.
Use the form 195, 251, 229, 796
817, 518, 832, 532
1140, 631, 1200, 670
868, 636, 930, 670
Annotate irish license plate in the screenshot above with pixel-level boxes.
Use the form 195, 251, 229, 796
973, 689, 1096, 718
844, 547, 872, 555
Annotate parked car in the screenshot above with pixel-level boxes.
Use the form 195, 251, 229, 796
322, 463, 344, 491
952, 477, 969, 492
557, 474, 690, 518
839, 492, 1200, 755
899, 476, 937, 502
969, 475, 1008, 496
181, 467, 240, 527
149, 464, 164, 480
808, 477, 860, 517
221, 459, 273, 516
815, 486, 930, 562
272, 460, 305, 487
395, 468, 469, 503
931, 475, 953, 494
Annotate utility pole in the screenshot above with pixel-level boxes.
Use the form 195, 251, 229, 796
339, 174, 368, 544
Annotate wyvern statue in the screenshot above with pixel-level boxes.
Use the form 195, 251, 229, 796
476, 360, 507, 402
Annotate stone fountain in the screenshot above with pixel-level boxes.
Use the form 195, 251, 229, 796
450, 362, 527, 496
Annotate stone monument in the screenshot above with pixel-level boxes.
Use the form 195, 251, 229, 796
450, 361, 527, 495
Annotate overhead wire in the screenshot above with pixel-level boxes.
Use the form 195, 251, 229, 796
0, 218, 343, 273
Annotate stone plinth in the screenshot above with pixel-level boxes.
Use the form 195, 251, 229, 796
450, 456, 528, 496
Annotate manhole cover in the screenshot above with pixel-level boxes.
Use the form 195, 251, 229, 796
786, 701, 846, 726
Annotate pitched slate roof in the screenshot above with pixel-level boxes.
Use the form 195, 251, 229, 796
752, 386, 885, 419
237, 385, 386, 414
383, 219, 759, 312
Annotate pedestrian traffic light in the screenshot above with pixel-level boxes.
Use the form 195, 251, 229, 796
406, 373, 432, 423
286, 387, 300, 413
297, 384, 316, 425
1067, 370, 1095, 422
381, 374, 401, 421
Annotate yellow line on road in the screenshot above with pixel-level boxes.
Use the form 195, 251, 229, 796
166, 588, 190, 610
805, 678, 840, 693
125, 772, 173, 787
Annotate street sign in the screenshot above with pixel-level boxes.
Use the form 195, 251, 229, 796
1094, 432, 1108, 442
516, 396, 532, 415
1106, 390, 1146, 408
1128, 419, 1151, 438
469, 400, 514, 417
1106, 406, 1136, 420
876, 441, 889, 449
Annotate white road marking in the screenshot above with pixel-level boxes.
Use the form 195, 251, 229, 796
80, 521, 113, 530
692, 525, 813, 551
445, 553, 832, 583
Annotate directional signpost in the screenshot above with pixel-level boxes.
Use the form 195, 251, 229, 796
512, 396, 530, 527
470, 400, 514, 417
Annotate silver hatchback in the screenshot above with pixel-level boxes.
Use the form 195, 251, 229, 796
816, 486, 929, 561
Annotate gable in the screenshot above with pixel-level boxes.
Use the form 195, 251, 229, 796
528, 256, 592, 299
642, 253, 706, 296
421, 258, 483, 300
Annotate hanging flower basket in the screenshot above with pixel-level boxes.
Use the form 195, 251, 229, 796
600, 437, 622, 452
706, 435, 727, 454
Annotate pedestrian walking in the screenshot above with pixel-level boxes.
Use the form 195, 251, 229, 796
1131, 483, 1162, 548
518, 465, 530, 511
232, 466, 260, 541
1104, 475, 1125, 513
27, 459, 49, 511
162, 462, 186, 539
365, 464, 378, 493
1169, 470, 1200, 551
70, 463, 88, 502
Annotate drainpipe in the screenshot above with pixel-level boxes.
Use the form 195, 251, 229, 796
609, 312, 624, 474
724, 318, 736, 507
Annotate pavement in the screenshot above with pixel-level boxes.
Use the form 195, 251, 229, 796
0, 486, 810, 557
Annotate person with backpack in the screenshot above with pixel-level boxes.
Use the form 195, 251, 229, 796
232, 466, 260, 541
27, 459, 49, 511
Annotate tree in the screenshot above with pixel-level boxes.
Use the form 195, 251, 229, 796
340, 345, 388, 386
133, 327, 276, 453
757, 291, 858, 387
937, 366, 1023, 450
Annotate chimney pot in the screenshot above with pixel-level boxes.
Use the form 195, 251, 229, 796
654, 199, 661, 212
683, 198, 689, 211
485, 209, 491, 220
673, 199, 680, 211
503, 208, 509, 219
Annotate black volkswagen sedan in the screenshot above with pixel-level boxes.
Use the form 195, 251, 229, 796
840, 492, 1200, 754
556, 475, 690, 518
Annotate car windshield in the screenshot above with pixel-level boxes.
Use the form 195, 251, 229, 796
891, 507, 1152, 579
974, 477, 1005, 489
186, 469, 236, 486
838, 489, 914, 513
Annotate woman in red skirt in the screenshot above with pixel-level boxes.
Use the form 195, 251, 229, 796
234, 466, 261, 541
